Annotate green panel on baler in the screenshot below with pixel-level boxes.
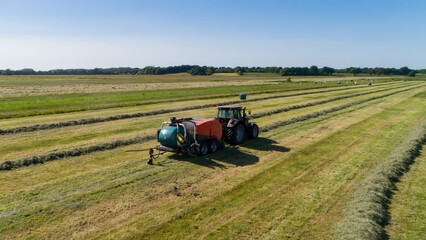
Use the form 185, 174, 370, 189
158, 126, 185, 148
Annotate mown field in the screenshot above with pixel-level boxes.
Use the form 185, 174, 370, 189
0, 74, 424, 239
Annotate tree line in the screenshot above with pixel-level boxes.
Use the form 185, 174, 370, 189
0, 65, 421, 76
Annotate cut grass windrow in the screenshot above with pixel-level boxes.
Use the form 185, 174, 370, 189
0, 82, 401, 135
333, 119, 426, 240
0, 85, 421, 171
0, 135, 156, 171
259, 85, 422, 133
0, 81, 398, 120
250, 83, 419, 119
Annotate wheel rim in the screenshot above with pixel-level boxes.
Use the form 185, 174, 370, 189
252, 126, 258, 137
235, 127, 244, 143
201, 144, 208, 155
211, 142, 217, 152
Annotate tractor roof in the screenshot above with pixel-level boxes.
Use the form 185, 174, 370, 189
217, 106, 242, 110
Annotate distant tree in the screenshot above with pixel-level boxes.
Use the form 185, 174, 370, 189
408, 71, 416, 77
19, 68, 36, 75
154, 68, 164, 75
320, 66, 335, 75
399, 66, 410, 75
349, 67, 362, 76
205, 67, 215, 75
309, 65, 319, 75
0, 65, 418, 77
274, 67, 282, 74
234, 66, 243, 75
3, 69, 12, 75
280, 67, 290, 76
216, 67, 234, 73
189, 66, 205, 75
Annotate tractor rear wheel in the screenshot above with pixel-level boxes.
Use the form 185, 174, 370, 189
227, 124, 245, 145
249, 124, 259, 139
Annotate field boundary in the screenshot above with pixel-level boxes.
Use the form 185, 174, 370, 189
0, 85, 421, 171
0, 82, 403, 135
333, 119, 426, 240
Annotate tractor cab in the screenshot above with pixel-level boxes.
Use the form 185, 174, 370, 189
217, 106, 249, 127
216, 106, 258, 144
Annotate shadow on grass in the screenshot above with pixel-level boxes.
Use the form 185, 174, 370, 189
167, 137, 290, 168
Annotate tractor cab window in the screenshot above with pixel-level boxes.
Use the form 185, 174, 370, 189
233, 110, 242, 119
218, 108, 244, 119
218, 109, 232, 119
218, 109, 242, 119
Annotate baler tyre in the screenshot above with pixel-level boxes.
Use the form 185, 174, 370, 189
197, 141, 209, 156
209, 140, 218, 153
249, 124, 259, 139
227, 124, 245, 145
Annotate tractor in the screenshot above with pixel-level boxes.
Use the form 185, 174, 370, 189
216, 106, 259, 144
147, 106, 258, 164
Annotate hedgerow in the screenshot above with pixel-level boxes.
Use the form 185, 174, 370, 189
333, 119, 426, 240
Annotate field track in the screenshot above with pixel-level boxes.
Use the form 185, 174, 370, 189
0, 79, 424, 239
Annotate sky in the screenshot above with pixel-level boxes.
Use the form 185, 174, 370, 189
0, 0, 425, 70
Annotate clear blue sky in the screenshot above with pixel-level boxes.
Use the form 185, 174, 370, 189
1, 0, 425, 70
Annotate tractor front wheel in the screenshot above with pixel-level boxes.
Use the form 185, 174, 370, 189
249, 124, 259, 139
227, 124, 245, 145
